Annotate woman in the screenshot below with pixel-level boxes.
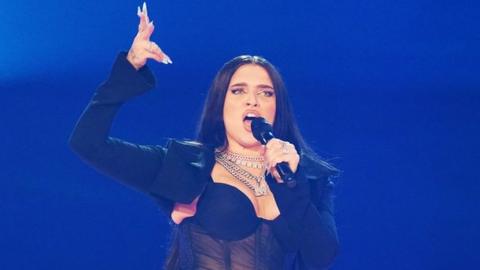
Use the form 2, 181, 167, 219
69, 3, 339, 269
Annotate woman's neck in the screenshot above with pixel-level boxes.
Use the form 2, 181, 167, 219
223, 142, 265, 157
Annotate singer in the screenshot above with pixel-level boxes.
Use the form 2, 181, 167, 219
69, 3, 339, 269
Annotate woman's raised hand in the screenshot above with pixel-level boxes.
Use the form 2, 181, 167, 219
127, 2, 172, 70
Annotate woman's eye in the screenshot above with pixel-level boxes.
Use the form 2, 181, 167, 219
260, 90, 275, 97
231, 88, 244, 95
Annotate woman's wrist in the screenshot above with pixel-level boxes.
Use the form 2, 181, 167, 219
127, 49, 143, 70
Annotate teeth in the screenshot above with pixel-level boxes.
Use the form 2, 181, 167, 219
244, 112, 259, 122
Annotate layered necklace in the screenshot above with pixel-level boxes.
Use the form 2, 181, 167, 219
215, 150, 268, 197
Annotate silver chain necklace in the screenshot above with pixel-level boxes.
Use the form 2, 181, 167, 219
215, 152, 268, 197
217, 150, 265, 169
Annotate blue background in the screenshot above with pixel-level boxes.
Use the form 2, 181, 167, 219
1, 0, 479, 269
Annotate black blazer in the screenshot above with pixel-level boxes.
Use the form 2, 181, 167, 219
69, 53, 340, 269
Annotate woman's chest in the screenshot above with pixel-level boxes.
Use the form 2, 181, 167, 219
210, 163, 280, 220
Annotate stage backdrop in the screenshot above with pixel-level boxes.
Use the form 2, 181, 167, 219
1, 0, 479, 269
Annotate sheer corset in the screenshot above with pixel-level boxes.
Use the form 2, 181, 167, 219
172, 181, 285, 269
177, 220, 285, 270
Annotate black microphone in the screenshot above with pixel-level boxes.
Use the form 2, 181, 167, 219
250, 117, 297, 188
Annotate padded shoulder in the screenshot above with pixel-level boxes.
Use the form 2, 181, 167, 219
148, 139, 215, 203
297, 154, 339, 183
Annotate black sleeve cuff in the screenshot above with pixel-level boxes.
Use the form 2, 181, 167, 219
93, 52, 156, 104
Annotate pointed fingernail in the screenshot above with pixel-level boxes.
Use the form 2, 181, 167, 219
137, 6, 141, 16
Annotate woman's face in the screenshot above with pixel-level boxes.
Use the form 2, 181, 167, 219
223, 64, 276, 151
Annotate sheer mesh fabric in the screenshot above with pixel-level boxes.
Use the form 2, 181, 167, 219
177, 220, 285, 270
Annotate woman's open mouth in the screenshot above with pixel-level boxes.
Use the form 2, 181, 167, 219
243, 113, 260, 132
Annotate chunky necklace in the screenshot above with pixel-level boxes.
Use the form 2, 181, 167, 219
216, 150, 265, 169
215, 151, 268, 197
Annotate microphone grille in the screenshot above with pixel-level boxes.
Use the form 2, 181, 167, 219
251, 117, 273, 143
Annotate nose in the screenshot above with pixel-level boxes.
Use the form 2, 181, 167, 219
245, 92, 259, 107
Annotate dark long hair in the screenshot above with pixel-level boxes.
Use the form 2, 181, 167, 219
165, 55, 337, 270
196, 55, 309, 153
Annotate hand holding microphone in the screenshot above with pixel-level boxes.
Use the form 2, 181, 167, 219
250, 117, 299, 188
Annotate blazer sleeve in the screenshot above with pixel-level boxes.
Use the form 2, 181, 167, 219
265, 156, 339, 270
68, 52, 173, 212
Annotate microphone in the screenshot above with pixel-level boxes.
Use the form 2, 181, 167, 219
250, 117, 297, 188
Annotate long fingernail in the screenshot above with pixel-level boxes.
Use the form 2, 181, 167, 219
137, 6, 141, 16
143, 2, 147, 13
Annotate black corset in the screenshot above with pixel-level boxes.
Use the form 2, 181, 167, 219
177, 220, 285, 270
173, 182, 286, 269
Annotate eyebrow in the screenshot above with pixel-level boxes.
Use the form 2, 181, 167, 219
229, 82, 274, 89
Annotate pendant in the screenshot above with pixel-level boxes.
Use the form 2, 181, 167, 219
254, 185, 267, 197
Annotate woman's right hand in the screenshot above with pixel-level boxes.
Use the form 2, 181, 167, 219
127, 2, 172, 70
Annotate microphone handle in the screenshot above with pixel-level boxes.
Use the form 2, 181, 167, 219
258, 130, 297, 187
275, 162, 297, 188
